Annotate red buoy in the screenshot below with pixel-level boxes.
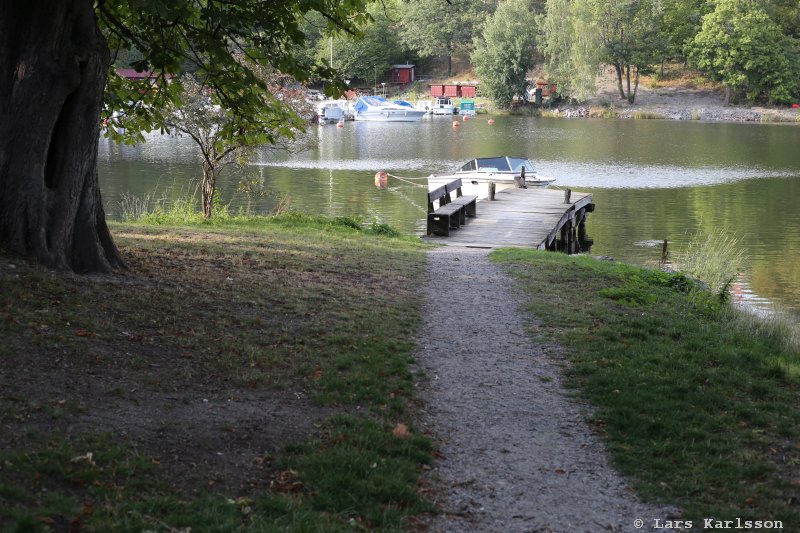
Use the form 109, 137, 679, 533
452, 120, 460, 128
463, 114, 469, 121
336, 119, 344, 128
374, 171, 389, 189
488, 118, 495, 125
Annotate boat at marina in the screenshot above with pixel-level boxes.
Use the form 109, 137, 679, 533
459, 99, 476, 116
431, 96, 456, 115
353, 96, 427, 122
427, 156, 555, 199
316, 100, 352, 124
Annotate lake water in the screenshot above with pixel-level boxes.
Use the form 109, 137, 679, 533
98, 116, 800, 315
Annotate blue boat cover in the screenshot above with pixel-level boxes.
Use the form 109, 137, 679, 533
354, 96, 389, 112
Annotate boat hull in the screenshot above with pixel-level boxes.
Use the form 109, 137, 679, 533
428, 175, 555, 199
354, 110, 427, 122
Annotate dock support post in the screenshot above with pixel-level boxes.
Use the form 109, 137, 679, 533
489, 182, 496, 201
564, 189, 572, 204
577, 208, 587, 240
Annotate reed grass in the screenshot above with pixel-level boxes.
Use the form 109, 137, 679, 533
588, 106, 617, 118
632, 111, 666, 120
672, 229, 747, 299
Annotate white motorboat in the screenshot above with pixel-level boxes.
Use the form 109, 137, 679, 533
353, 96, 427, 122
431, 96, 456, 115
316, 100, 351, 124
428, 156, 555, 199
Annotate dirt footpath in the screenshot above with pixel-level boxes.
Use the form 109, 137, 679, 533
415, 247, 676, 533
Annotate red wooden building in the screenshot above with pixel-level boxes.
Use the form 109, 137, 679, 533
390, 64, 416, 85
429, 84, 478, 98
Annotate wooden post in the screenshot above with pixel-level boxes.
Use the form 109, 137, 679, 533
660, 239, 668, 267
564, 189, 572, 203
489, 182, 496, 201
577, 209, 587, 240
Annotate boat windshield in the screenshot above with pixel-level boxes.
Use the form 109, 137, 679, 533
508, 157, 535, 173
459, 160, 477, 172
476, 157, 511, 172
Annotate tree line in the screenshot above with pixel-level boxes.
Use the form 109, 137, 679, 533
298, 0, 800, 107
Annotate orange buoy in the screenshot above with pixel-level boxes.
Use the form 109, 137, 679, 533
488, 118, 494, 125
452, 120, 460, 128
374, 171, 389, 189
336, 119, 344, 128
463, 114, 469, 121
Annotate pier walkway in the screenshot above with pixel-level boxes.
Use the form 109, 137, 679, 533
424, 187, 594, 251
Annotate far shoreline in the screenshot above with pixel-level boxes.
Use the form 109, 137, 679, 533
545, 101, 800, 124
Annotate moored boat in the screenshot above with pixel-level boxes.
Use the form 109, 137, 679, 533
428, 156, 555, 199
353, 96, 427, 122
431, 96, 456, 115
459, 99, 476, 116
316, 100, 349, 124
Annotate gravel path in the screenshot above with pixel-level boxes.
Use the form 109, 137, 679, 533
415, 247, 676, 533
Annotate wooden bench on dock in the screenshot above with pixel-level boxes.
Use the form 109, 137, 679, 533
426, 179, 478, 236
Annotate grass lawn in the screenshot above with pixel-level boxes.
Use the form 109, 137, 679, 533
493, 249, 800, 528
0, 214, 433, 532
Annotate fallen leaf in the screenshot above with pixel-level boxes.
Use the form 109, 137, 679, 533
272, 469, 303, 493
392, 423, 411, 438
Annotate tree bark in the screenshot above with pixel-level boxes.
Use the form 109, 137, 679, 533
724, 85, 732, 106
625, 65, 632, 102
201, 160, 216, 218
0, 0, 124, 272
614, 64, 626, 100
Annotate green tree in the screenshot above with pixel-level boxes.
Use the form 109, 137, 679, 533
165, 71, 313, 218
593, 0, 666, 103
400, 0, 486, 77
539, 0, 602, 102
0, 0, 370, 273
661, 0, 709, 62
688, 0, 800, 104
472, 0, 538, 109
321, 2, 406, 84
539, 0, 666, 103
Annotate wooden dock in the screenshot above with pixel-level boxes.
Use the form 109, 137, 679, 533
424, 187, 594, 251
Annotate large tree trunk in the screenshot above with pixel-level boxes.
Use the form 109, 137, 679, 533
0, 0, 124, 272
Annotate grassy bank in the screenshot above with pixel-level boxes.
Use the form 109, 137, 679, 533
0, 214, 432, 531
492, 249, 800, 527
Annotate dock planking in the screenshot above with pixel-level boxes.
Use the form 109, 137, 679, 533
423, 187, 594, 251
